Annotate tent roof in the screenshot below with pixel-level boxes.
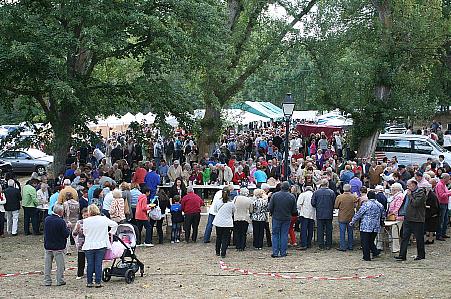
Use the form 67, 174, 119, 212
292, 110, 318, 121
231, 101, 283, 119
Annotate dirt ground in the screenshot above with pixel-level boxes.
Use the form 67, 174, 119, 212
1, 211, 451, 299
1, 176, 450, 298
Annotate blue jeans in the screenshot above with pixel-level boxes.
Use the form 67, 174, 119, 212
136, 219, 152, 244
437, 204, 449, 238
203, 214, 215, 242
85, 248, 106, 284
339, 222, 353, 250
271, 219, 290, 256
171, 222, 182, 241
317, 219, 333, 248
299, 217, 314, 248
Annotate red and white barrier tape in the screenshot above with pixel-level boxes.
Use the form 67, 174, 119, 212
219, 261, 383, 281
0, 267, 77, 278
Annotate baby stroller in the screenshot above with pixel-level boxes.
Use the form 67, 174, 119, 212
102, 223, 145, 284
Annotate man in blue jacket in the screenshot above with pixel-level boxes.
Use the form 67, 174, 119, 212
144, 164, 161, 201
44, 204, 70, 286
312, 179, 336, 250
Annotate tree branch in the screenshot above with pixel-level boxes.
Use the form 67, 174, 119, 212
220, 0, 317, 102
227, 0, 244, 31
228, 1, 266, 70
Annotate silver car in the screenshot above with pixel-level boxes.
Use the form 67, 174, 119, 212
0, 149, 53, 175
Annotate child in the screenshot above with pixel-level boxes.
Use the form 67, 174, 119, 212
72, 208, 88, 279
170, 195, 184, 243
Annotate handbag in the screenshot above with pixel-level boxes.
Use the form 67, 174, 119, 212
149, 206, 162, 220
386, 214, 396, 221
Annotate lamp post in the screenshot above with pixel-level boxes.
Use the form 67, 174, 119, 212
282, 93, 295, 181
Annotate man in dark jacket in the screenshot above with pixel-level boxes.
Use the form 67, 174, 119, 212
268, 181, 297, 258
311, 179, 336, 249
44, 204, 70, 286
4, 179, 21, 236
395, 179, 426, 261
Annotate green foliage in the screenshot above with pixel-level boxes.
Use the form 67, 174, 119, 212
300, 0, 448, 149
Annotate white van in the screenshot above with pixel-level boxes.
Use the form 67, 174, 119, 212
375, 134, 451, 165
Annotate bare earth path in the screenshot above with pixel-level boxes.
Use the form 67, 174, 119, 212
1, 221, 450, 299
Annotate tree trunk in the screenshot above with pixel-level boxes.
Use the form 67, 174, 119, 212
51, 123, 72, 178
197, 102, 222, 157
357, 131, 380, 159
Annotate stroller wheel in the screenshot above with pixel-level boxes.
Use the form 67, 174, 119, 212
102, 268, 112, 282
125, 269, 135, 284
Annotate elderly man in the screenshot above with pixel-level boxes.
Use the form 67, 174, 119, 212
395, 179, 427, 261
44, 204, 71, 286
168, 160, 182, 183
268, 181, 297, 258
334, 184, 358, 251
434, 173, 451, 240
57, 179, 78, 204
4, 179, 22, 236
311, 179, 336, 250
181, 186, 204, 243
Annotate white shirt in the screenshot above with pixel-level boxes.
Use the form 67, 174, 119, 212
212, 202, 236, 228
93, 148, 105, 162
297, 191, 316, 220
82, 215, 118, 250
208, 190, 223, 215
102, 191, 114, 211
37, 189, 49, 208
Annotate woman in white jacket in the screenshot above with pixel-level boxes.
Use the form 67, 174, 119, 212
212, 189, 236, 258
297, 186, 316, 250
82, 204, 118, 288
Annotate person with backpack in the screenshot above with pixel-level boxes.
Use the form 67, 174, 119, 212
170, 195, 184, 243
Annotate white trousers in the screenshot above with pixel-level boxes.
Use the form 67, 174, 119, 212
5, 210, 19, 235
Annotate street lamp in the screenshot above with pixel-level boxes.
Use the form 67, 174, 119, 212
282, 93, 294, 181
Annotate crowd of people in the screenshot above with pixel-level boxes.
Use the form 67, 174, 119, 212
0, 121, 450, 287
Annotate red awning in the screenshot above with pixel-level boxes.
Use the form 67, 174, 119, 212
296, 123, 342, 138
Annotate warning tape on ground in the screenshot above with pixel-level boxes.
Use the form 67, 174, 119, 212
0, 267, 77, 278
219, 261, 383, 281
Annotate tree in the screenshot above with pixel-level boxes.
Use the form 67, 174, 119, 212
0, 0, 221, 175
302, 0, 448, 156
193, 0, 318, 156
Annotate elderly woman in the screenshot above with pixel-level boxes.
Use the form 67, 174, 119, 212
109, 189, 126, 224
212, 188, 236, 258
82, 204, 118, 287
63, 192, 80, 255
425, 180, 440, 244
232, 166, 247, 185
387, 182, 405, 253
250, 189, 269, 249
350, 191, 385, 261
233, 188, 252, 251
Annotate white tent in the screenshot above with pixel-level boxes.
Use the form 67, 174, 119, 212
120, 112, 136, 124
292, 110, 318, 121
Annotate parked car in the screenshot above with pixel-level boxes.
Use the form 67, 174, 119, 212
375, 134, 451, 166
0, 149, 53, 176
0, 159, 13, 176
